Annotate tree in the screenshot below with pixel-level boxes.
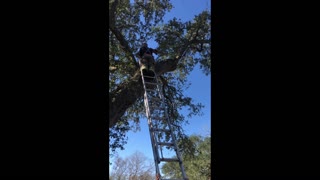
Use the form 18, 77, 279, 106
161, 134, 211, 180
109, 0, 211, 155
109, 154, 129, 180
110, 151, 155, 180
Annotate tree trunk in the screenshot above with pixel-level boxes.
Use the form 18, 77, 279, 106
109, 58, 179, 128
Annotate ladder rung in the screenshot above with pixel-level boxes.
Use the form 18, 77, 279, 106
159, 158, 179, 162
158, 142, 175, 146
151, 109, 165, 113
146, 94, 158, 98
144, 82, 159, 85
145, 85, 157, 88
145, 89, 157, 92
149, 99, 162, 104
149, 97, 161, 101
148, 97, 162, 101
149, 101, 163, 105
151, 116, 164, 120
145, 95, 160, 99
143, 75, 156, 78
148, 94, 162, 98
144, 81, 156, 85
149, 101, 162, 105
149, 107, 163, 111
149, 104, 164, 108
151, 128, 171, 133
149, 104, 163, 109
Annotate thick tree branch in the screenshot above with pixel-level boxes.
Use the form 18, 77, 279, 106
109, 38, 210, 128
155, 39, 210, 74
144, 36, 210, 81
109, 0, 139, 71
109, 0, 118, 26
155, 58, 179, 74
109, 26, 139, 70
191, 39, 211, 44
109, 57, 179, 128
109, 71, 143, 128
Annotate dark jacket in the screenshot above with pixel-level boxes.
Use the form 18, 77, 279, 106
139, 47, 158, 58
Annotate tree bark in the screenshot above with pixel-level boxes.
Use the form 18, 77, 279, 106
109, 58, 179, 128
109, 69, 144, 128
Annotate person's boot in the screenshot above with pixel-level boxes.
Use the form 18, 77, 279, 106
149, 63, 155, 73
140, 63, 147, 72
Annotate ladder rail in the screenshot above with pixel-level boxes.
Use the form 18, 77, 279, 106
140, 69, 161, 175
155, 77, 188, 180
140, 67, 188, 180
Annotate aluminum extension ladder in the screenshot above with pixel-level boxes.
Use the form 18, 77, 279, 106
140, 68, 188, 180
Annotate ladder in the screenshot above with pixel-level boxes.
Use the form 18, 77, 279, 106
140, 68, 188, 180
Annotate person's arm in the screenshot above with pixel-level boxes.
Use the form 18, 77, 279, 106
152, 48, 159, 55
138, 48, 143, 58
135, 51, 141, 58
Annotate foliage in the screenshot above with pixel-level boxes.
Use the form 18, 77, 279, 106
161, 134, 211, 179
109, 0, 211, 155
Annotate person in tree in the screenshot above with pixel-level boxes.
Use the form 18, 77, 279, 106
137, 43, 159, 74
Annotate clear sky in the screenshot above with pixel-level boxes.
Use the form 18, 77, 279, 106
110, 0, 211, 173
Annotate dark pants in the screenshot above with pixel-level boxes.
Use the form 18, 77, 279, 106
140, 54, 155, 71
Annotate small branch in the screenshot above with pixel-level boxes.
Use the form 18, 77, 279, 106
109, 0, 139, 72
109, 27, 139, 70
155, 58, 179, 75
191, 39, 211, 44
154, 39, 210, 75
109, 0, 118, 26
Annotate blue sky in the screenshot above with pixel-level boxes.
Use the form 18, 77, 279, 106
110, 0, 211, 172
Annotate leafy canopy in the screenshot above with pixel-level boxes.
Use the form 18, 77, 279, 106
162, 134, 211, 179
109, 0, 211, 156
